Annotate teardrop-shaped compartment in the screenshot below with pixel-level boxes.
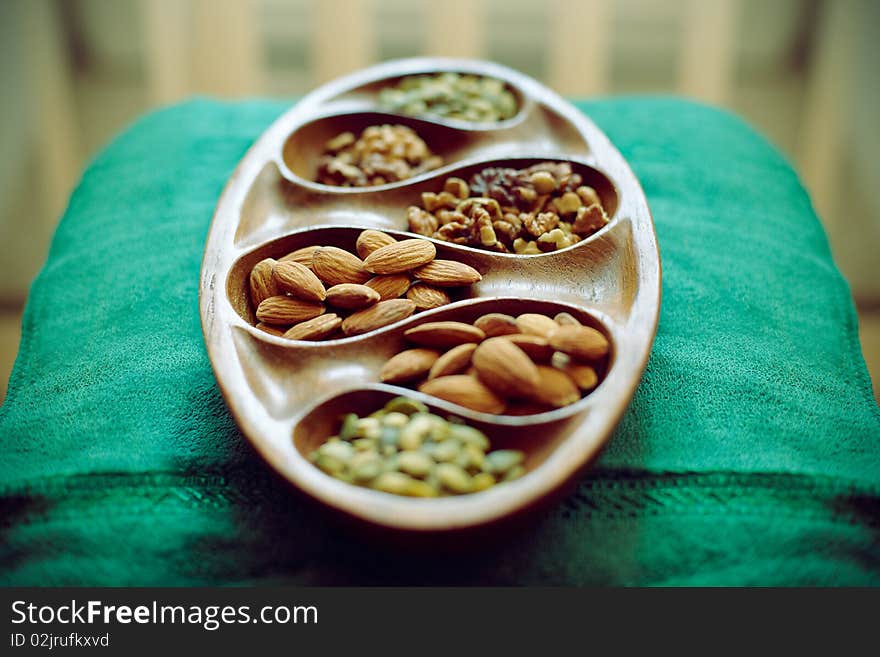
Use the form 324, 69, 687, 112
237, 157, 619, 255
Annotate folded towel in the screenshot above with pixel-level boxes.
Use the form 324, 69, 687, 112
1, 98, 877, 585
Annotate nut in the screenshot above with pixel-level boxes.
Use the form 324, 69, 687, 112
255, 296, 325, 325
255, 322, 285, 337
418, 376, 506, 414
428, 342, 477, 379
406, 283, 450, 310
413, 260, 482, 286
278, 245, 321, 267
501, 334, 553, 361
273, 260, 327, 302
404, 321, 485, 348
249, 258, 279, 308
364, 274, 411, 301
341, 299, 416, 336
356, 229, 397, 259
363, 238, 437, 274
473, 313, 520, 337
325, 283, 381, 310
528, 365, 581, 407
515, 313, 560, 339
282, 313, 343, 341
380, 348, 441, 384
548, 325, 610, 361
312, 246, 371, 286
472, 337, 540, 399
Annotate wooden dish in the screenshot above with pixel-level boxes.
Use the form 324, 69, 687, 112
199, 58, 661, 532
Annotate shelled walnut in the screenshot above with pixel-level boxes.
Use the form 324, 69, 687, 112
406, 162, 610, 253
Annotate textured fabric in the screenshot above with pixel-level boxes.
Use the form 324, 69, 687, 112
1, 98, 877, 586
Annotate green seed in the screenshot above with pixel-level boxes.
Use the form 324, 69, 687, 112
397, 451, 434, 478
502, 464, 526, 482
319, 441, 355, 463
471, 472, 496, 491
382, 411, 410, 428
485, 450, 524, 475
404, 479, 439, 497
356, 417, 381, 439
339, 413, 359, 440
380, 426, 400, 448
350, 453, 383, 482
432, 440, 460, 463
314, 454, 345, 476
372, 471, 415, 495
399, 414, 433, 450
436, 463, 472, 494
352, 437, 377, 451
383, 397, 429, 415
449, 424, 490, 451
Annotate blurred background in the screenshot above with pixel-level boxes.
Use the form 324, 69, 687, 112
0, 0, 877, 402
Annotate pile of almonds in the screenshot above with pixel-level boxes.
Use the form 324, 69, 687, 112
249, 230, 482, 340
379, 310, 610, 415
407, 161, 609, 253
315, 124, 443, 187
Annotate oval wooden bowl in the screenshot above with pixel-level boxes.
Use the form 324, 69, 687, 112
199, 58, 661, 533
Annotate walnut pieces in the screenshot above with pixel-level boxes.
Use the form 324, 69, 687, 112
316, 124, 443, 187
407, 162, 610, 253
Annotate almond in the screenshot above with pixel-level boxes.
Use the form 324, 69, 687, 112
325, 283, 380, 310
406, 283, 450, 310
283, 313, 342, 341
472, 337, 540, 399
365, 274, 411, 301
418, 375, 506, 414
552, 357, 599, 391
273, 260, 326, 302
249, 258, 279, 307
356, 229, 397, 259
516, 313, 560, 338
363, 238, 436, 274
554, 312, 581, 327
341, 299, 416, 336
428, 343, 477, 379
404, 321, 485, 348
474, 313, 519, 337
529, 365, 581, 407
413, 260, 482, 287
501, 334, 553, 361
256, 296, 325, 325
548, 325, 610, 361
312, 246, 371, 286
255, 322, 286, 337
380, 348, 441, 384
279, 245, 321, 267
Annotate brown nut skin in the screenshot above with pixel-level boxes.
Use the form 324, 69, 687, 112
548, 325, 610, 361
273, 260, 327, 302
363, 239, 437, 274
356, 229, 397, 259
418, 375, 506, 415
255, 296, 325, 325
312, 246, 371, 286
380, 348, 441, 384
413, 260, 482, 287
283, 313, 343, 341
406, 284, 450, 310
428, 343, 477, 380
341, 299, 416, 336
404, 321, 485, 348
364, 274, 411, 301
472, 337, 540, 399
325, 283, 381, 310
473, 313, 520, 337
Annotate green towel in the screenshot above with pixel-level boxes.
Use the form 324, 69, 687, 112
1, 98, 877, 586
